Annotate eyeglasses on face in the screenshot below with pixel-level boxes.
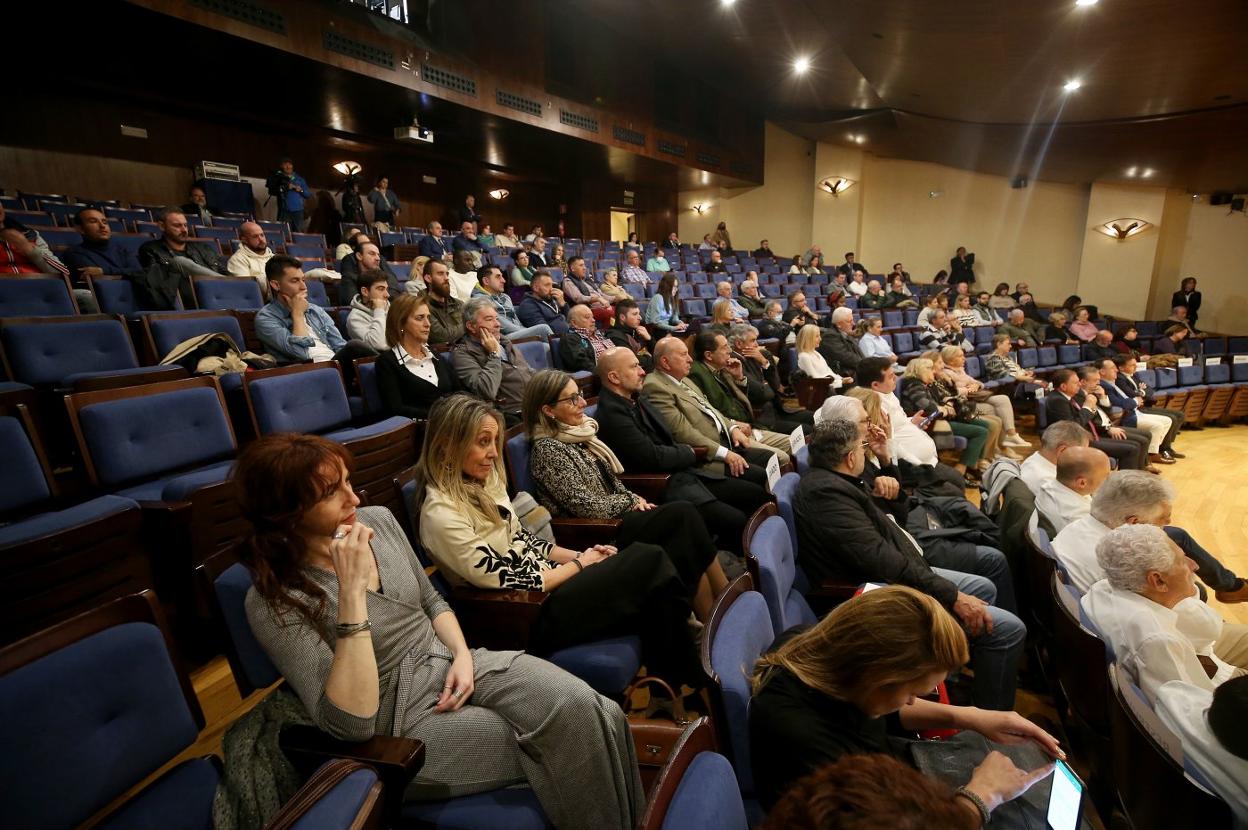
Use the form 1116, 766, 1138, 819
554, 392, 586, 406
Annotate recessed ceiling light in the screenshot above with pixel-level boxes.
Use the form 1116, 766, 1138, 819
1125, 166, 1138, 177
1141, 168, 1155, 178
1075, 0, 1098, 6
1062, 79, 1083, 93
793, 56, 811, 75
720, 0, 736, 6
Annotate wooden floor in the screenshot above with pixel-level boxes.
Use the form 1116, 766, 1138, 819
113, 422, 1248, 825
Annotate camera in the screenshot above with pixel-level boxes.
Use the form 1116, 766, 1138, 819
265, 169, 292, 198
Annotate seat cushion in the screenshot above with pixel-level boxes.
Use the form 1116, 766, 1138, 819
63, 365, 179, 388
96, 757, 218, 830
2, 319, 138, 385
0, 495, 138, 548
660, 753, 748, 830
547, 636, 643, 696
116, 460, 235, 502
322, 416, 412, 444
248, 368, 351, 435
402, 786, 551, 829
0, 414, 51, 513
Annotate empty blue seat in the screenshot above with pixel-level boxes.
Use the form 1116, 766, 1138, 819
193, 278, 264, 310
287, 243, 326, 259
1037, 346, 1057, 367
1018, 348, 1039, 368
1205, 362, 1231, 385
892, 331, 915, 354
682, 299, 707, 317
1058, 344, 1081, 365
5, 210, 52, 227
695, 283, 718, 298
211, 216, 247, 229
257, 220, 288, 240
882, 310, 903, 328
0, 276, 77, 316
0, 316, 175, 389
194, 226, 237, 244
1177, 364, 1207, 389
747, 512, 816, 635
513, 339, 552, 371
304, 278, 331, 308
146, 312, 245, 361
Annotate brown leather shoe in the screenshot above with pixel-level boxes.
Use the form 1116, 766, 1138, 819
1215, 581, 1248, 604
1150, 454, 1176, 465
1146, 465, 1162, 475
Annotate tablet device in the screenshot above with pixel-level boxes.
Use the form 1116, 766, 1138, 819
1046, 758, 1084, 830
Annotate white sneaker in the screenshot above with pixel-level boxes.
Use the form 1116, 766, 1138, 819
1002, 435, 1031, 448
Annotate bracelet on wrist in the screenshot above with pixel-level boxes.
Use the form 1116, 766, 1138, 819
335, 620, 372, 637
955, 787, 990, 827
569, 558, 584, 572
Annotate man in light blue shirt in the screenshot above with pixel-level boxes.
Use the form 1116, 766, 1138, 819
646, 249, 671, 272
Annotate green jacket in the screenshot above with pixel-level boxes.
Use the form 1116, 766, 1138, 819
739, 294, 768, 317
688, 360, 752, 423
859, 291, 889, 310
999, 319, 1043, 347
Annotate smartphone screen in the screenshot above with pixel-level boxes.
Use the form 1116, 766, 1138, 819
1046, 758, 1084, 830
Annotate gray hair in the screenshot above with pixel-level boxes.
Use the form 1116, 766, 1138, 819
765, 300, 783, 314
1088, 471, 1175, 528
1009, 308, 1024, 319
867, 280, 881, 291
1040, 421, 1090, 452
741, 280, 758, 291
819, 395, 865, 425
1096, 524, 1178, 593
807, 419, 860, 471
717, 281, 733, 293
462, 296, 495, 324
831, 307, 854, 324
727, 323, 758, 345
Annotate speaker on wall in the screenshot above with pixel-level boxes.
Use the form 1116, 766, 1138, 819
1010, 176, 1029, 189
1210, 192, 1233, 205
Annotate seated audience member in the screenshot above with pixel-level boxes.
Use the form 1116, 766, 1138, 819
1067, 307, 1099, 343
522, 370, 728, 617
641, 336, 789, 486
509, 249, 537, 287
1083, 525, 1248, 702
822, 394, 906, 512
1, 203, 102, 315
988, 283, 1017, 310
421, 259, 465, 346
803, 255, 825, 277
1061, 295, 1083, 315
916, 293, 945, 328
1044, 368, 1148, 471
1084, 329, 1118, 362
752, 239, 775, 258
802, 244, 823, 267
855, 316, 896, 360
619, 249, 650, 285
645, 248, 670, 272
595, 348, 769, 554
792, 423, 1026, 711
845, 271, 869, 298
1053, 471, 1248, 602
715, 281, 749, 321
795, 325, 847, 389
1020, 421, 1090, 494
705, 298, 738, 334
180, 185, 213, 224
1078, 365, 1157, 469
984, 333, 1046, 400
645, 274, 688, 333
999, 308, 1042, 348
939, 346, 1029, 448
738, 278, 767, 317
704, 249, 728, 275
925, 349, 1015, 463
597, 267, 628, 304
1155, 677, 1248, 825
1152, 323, 1192, 356
1097, 357, 1179, 462
417, 220, 452, 262
751, 587, 1059, 814
524, 225, 543, 244
837, 251, 868, 279
858, 279, 889, 310
623, 233, 641, 252
345, 268, 391, 351
528, 237, 549, 268
821, 307, 866, 375
783, 290, 824, 328
917, 309, 971, 353
415, 393, 705, 691
757, 300, 794, 343
951, 293, 980, 327
1010, 282, 1030, 302
728, 323, 811, 432
550, 242, 570, 272
604, 298, 653, 370
334, 228, 365, 263
1110, 325, 1145, 358
559, 305, 612, 371
1034, 447, 1111, 533
451, 220, 487, 268
339, 237, 395, 300
476, 224, 495, 248
889, 262, 913, 283
687, 331, 800, 458
452, 297, 534, 424
970, 291, 1001, 326
699, 235, 715, 252
1166, 305, 1200, 337
137, 208, 223, 299
1016, 292, 1041, 320
62, 207, 141, 277
1043, 310, 1079, 345
1114, 353, 1183, 448
375, 292, 454, 420
788, 255, 805, 275
493, 223, 520, 250
900, 358, 991, 479
562, 256, 614, 324
233, 433, 642, 828
470, 264, 552, 341
886, 276, 919, 309
256, 255, 377, 368
229, 221, 338, 298
932, 270, 950, 287
857, 357, 963, 489
446, 249, 480, 303
516, 271, 569, 335
662, 232, 680, 250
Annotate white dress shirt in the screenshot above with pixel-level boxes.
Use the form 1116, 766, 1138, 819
847, 280, 868, 297
1155, 681, 1248, 828
448, 269, 479, 303
1034, 478, 1091, 534
1020, 452, 1056, 495
878, 389, 938, 467
392, 343, 439, 384
1051, 515, 1112, 594
1082, 581, 1236, 702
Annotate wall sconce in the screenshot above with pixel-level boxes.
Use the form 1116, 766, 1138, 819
817, 177, 856, 197
1095, 218, 1153, 240
691, 203, 709, 214
332, 161, 361, 176
487, 188, 510, 201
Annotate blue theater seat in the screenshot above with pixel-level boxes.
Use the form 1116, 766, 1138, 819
638, 718, 746, 830
744, 508, 816, 635
0, 315, 185, 390
192, 276, 264, 310
0, 275, 77, 317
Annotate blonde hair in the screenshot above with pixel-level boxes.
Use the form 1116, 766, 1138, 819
903, 357, 933, 379
853, 317, 879, 337
711, 298, 735, 326
752, 586, 969, 699
795, 324, 822, 353
939, 345, 963, 365
412, 395, 507, 530
408, 255, 431, 281
1048, 310, 1068, 325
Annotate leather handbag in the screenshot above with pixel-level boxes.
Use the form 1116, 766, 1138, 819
624, 676, 694, 792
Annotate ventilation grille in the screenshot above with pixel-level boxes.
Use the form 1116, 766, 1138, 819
422, 63, 477, 96
560, 109, 599, 133
190, 0, 286, 34
324, 30, 394, 70
657, 140, 687, 158
496, 90, 542, 117
696, 152, 722, 167
613, 125, 646, 146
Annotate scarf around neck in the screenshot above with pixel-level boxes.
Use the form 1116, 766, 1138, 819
534, 416, 624, 475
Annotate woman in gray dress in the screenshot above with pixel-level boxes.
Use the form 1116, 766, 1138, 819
237, 433, 643, 828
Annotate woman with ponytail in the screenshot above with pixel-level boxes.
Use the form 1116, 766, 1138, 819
236, 433, 643, 828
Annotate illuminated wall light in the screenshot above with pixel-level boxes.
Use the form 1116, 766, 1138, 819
1095, 218, 1153, 240
1075, 0, 1099, 6
332, 161, 361, 176
817, 177, 857, 197
1124, 166, 1138, 178
691, 203, 710, 214
487, 188, 510, 200
1141, 168, 1155, 179
1063, 79, 1083, 92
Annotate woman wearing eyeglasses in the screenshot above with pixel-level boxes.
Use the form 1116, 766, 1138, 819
521, 371, 728, 622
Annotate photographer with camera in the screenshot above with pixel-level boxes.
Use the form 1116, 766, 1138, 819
267, 156, 309, 232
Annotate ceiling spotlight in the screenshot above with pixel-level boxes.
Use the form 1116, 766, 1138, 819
1125, 166, 1138, 178
1075, 0, 1098, 6
1141, 168, 1155, 179
793, 56, 811, 75
487, 188, 510, 201
1063, 79, 1083, 93
1095, 218, 1153, 240
720, 0, 736, 6
817, 177, 856, 197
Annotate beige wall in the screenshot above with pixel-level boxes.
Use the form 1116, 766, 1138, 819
811, 143, 865, 263
1074, 183, 1166, 320
1176, 203, 1248, 334
1147, 189, 1193, 322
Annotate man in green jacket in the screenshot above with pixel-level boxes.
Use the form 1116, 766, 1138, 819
999, 308, 1044, 348
686, 330, 794, 458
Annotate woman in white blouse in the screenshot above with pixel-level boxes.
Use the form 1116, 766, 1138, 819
795, 324, 845, 388
375, 293, 455, 419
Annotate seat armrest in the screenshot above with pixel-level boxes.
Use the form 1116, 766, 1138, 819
618, 473, 670, 502
692, 446, 708, 461
451, 587, 547, 650
804, 579, 863, 615
552, 517, 622, 550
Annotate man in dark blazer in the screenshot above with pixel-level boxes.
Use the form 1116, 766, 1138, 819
1096, 357, 1181, 462
793, 419, 1025, 711
1112, 354, 1185, 457
820, 307, 866, 375
595, 348, 769, 554
949, 246, 975, 288
1043, 369, 1146, 470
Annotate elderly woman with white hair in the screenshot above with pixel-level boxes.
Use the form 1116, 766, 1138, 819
1081, 524, 1248, 703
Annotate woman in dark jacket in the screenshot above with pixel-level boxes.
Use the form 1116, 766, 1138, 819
375, 293, 455, 419
900, 358, 989, 480
1112, 325, 1146, 359
1171, 277, 1201, 328
1151, 324, 1191, 356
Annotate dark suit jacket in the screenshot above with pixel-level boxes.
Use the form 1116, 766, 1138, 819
1044, 391, 1095, 433
793, 468, 958, 606
1100, 380, 1141, 428
1171, 290, 1201, 324
596, 387, 701, 474
417, 234, 451, 261
375, 348, 455, 419
752, 247, 775, 258
1115, 373, 1156, 406
558, 330, 597, 372
818, 328, 865, 374
949, 253, 975, 285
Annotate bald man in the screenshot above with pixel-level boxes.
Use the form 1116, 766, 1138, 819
227, 220, 340, 298
1034, 446, 1111, 533
558, 304, 612, 372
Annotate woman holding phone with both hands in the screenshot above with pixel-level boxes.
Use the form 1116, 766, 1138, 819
237, 433, 643, 828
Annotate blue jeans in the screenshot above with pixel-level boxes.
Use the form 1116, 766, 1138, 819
502, 321, 554, 341
932, 566, 1027, 711
924, 545, 1017, 614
